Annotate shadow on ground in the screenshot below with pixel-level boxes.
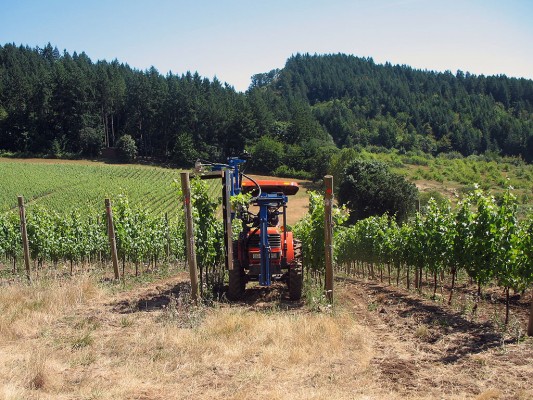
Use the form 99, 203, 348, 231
338, 276, 509, 364
111, 280, 304, 314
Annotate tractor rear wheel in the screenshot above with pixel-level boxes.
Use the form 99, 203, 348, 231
227, 263, 245, 300
289, 238, 303, 300
288, 264, 303, 300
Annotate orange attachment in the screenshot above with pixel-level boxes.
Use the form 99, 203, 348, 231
241, 180, 299, 196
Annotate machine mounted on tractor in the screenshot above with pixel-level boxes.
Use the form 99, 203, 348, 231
194, 154, 303, 301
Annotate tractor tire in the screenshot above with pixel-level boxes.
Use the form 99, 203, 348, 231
288, 264, 303, 301
293, 239, 302, 259
289, 238, 303, 301
227, 264, 245, 301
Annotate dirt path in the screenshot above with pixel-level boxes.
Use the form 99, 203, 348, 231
336, 277, 533, 399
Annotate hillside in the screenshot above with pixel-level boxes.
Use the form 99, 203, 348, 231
1, 45, 533, 177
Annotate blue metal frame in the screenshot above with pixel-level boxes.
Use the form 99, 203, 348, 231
213, 156, 289, 286
253, 193, 288, 286
211, 157, 246, 196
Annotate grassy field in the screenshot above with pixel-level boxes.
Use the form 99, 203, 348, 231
0, 158, 183, 215
369, 151, 533, 215
0, 158, 311, 225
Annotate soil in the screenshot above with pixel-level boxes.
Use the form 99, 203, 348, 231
336, 277, 533, 399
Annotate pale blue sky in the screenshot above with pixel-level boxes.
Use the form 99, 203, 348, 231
1, 0, 532, 91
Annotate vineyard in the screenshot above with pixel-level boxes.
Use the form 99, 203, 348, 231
0, 158, 183, 214
292, 188, 533, 336
1, 159, 533, 326
333, 188, 533, 326
1, 159, 533, 399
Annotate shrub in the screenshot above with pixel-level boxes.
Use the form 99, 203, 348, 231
116, 135, 137, 163
338, 159, 418, 223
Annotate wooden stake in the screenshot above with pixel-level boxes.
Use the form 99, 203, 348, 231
105, 199, 120, 280
324, 175, 334, 303
17, 196, 31, 281
527, 299, 533, 336
181, 172, 199, 304
222, 170, 233, 271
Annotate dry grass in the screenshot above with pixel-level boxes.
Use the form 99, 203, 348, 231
0, 276, 101, 400
0, 276, 100, 340
1, 274, 532, 400
0, 275, 377, 399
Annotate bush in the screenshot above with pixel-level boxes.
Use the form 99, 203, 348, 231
172, 132, 198, 167
338, 160, 418, 223
249, 136, 284, 174
79, 127, 103, 157
116, 135, 137, 163
273, 165, 312, 180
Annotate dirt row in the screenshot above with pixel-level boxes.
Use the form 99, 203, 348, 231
336, 277, 533, 399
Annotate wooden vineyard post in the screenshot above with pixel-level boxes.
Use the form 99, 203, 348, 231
181, 172, 199, 304
527, 299, 533, 336
324, 175, 334, 303
105, 199, 120, 280
222, 170, 233, 271
17, 196, 31, 281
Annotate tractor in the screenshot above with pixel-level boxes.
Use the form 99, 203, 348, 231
194, 154, 303, 301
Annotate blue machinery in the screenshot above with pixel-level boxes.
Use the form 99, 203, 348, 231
206, 156, 289, 286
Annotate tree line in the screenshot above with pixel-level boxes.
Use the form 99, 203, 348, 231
2, 44, 533, 171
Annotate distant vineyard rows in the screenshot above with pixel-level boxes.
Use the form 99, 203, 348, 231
0, 161, 184, 215
0, 175, 227, 282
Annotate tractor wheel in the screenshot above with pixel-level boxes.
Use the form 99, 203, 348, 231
288, 264, 303, 301
227, 263, 245, 300
289, 238, 303, 301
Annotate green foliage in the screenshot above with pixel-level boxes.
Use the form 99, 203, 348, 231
0, 212, 21, 259
419, 190, 448, 211
338, 159, 418, 223
249, 136, 284, 174
0, 160, 181, 215
0, 194, 185, 274
334, 186, 532, 305
3, 45, 532, 173
79, 126, 103, 157
273, 165, 311, 180
172, 132, 198, 167
293, 191, 346, 272
190, 178, 223, 273
116, 134, 137, 163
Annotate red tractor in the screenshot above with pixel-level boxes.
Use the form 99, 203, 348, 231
197, 156, 303, 301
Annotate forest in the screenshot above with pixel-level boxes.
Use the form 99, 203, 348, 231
1, 43, 533, 173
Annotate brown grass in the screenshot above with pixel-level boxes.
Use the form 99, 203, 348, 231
0, 275, 377, 399
1, 274, 531, 399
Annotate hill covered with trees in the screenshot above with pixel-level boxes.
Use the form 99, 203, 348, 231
1, 44, 533, 172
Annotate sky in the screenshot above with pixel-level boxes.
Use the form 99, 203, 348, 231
1, 0, 532, 92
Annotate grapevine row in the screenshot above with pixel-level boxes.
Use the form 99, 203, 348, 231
0, 195, 186, 277
331, 187, 533, 323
